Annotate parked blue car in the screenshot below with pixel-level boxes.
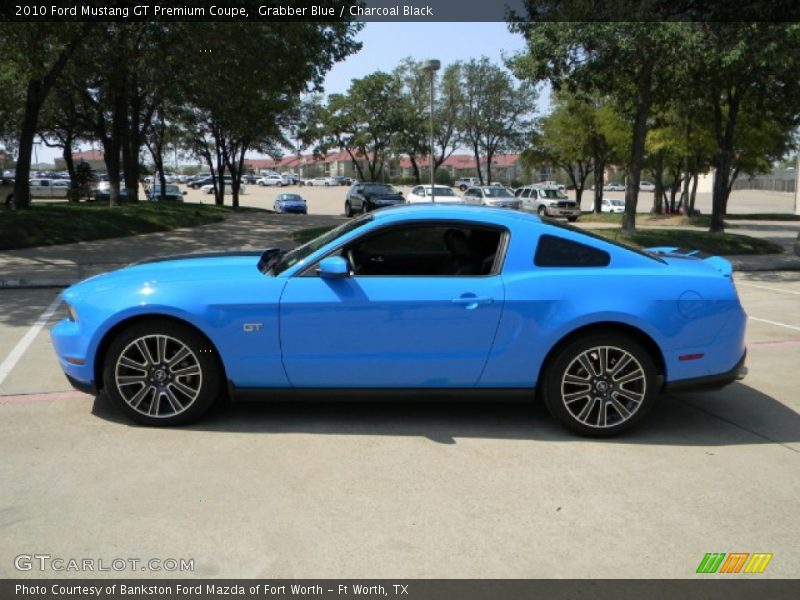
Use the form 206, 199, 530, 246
50, 204, 747, 435
273, 192, 308, 214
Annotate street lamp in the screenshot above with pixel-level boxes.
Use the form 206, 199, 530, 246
422, 59, 440, 202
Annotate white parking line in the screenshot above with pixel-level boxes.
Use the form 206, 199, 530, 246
0, 295, 62, 386
738, 282, 800, 296
749, 316, 800, 332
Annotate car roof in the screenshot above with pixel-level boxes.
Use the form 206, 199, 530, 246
369, 203, 542, 226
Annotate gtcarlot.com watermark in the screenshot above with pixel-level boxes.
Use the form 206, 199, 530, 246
14, 554, 194, 573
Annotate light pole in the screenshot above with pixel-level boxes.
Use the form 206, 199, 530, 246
422, 59, 440, 202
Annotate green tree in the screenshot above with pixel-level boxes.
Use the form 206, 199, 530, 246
509, 20, 694, 231
179, 18, 361, 206
689, 23, 800, 231
0, 23, 89, 208
522, 92, 616, 208
311, 72, 405, 182
459, 57, 536, 184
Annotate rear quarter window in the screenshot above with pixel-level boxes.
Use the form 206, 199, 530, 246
534, 234, 610, 267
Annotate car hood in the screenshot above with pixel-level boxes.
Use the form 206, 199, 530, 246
64, 251, 268, 298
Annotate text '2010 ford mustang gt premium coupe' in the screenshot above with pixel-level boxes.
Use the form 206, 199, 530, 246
51, 204, 747, 436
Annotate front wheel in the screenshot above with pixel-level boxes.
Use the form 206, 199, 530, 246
567, 216, 579, 222
541, 333, 658, 436
537, 205, 547, 216
102, 320, 223, 426
344, 200, 352, 217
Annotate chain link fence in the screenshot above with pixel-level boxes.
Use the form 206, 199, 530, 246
732, 169, 796, 193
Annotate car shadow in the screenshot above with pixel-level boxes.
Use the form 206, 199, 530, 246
90, 382, 800, 448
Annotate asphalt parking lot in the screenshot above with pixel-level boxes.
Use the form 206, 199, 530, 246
179, 181, 797, 217
0, 271, 798, 579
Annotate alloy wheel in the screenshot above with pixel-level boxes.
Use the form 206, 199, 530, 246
560, 345, 646, 429
114, 334, 203, 419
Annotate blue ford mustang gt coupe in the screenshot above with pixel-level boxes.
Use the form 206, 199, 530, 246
51, 204, 747, 435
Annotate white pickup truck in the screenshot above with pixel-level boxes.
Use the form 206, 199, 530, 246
29, 178, 70, 199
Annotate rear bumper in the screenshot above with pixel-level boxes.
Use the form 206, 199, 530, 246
65, 373, 97, 396
663, 350, 747, 394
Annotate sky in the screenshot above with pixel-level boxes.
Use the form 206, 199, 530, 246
35, 22, 544, 165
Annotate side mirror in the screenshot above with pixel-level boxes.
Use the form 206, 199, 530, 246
183, 191, 187, 195
317, 256, 350, 279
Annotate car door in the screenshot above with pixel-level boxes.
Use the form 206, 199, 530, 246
279, 221, 506, 388
29, 180, 48, 198
462, 188, 478, 205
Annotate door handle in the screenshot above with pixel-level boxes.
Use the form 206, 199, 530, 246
452, 295, 493, 309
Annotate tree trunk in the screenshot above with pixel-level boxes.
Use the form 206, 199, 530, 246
680, 156, 691, 209
593, 157, 605, 213
621, 71, 653, 232
710, 151, 730, 232
689, 171, 699, 215
12, 81, 43, 209
62, 140, 79, 202
472, 143, 482, 184
409, 156, 421, 184
101, 135, 122, 208
652, 151, 664, 214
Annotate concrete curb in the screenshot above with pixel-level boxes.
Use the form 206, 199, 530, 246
0, 278, 75, 289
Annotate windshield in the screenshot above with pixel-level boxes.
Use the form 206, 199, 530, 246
539, 189, 568, 199
609, 199, 624, 206
482, 187, 513, 198
278, 194, 303, 201
268, 215, 374, 275
426, 187, 455, 196
363, 184, 397, 194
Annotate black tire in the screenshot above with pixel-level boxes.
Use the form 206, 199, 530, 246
102, 319, 223, 426
344, 200, 352, 217
540, 333, 658, 436
537, 205, 547, 216
567, 216, 579, 222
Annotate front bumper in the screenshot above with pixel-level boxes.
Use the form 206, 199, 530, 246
546, 207, 581, 217
486, 200, 521, 209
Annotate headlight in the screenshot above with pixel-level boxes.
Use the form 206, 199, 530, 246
65, 303, 78, 322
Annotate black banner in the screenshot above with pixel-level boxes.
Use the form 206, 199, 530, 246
2, 0, 800, 22
3, 580, 800, 600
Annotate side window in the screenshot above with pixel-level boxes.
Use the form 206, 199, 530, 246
411, 186, 421, 196
534, 234, 610, 268
521, 189, 531, 198
346, 225, 503, 277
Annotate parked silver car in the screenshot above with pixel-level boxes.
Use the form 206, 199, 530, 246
462, 186, 521, 209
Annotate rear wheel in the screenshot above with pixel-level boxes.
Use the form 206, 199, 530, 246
102, 320, 222, 426
541, 333, 658, 436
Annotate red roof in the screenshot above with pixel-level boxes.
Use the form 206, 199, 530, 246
486, 154, 520, 168
397, 153, 519, 170
71, 150, 104, 161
